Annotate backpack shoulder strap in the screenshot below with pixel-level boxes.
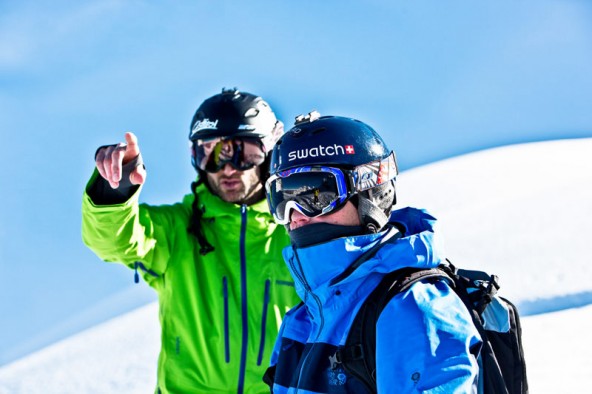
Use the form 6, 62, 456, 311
337, 267, 452, 392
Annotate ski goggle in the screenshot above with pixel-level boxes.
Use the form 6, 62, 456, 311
191, 137, 266, 173
265, 152, 397, 225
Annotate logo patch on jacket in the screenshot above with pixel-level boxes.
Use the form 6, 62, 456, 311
327, 353, 347, 386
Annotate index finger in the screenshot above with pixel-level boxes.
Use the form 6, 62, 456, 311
123, 132, 141, 163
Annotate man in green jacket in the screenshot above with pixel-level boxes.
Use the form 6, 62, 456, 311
81, 88, 299, 393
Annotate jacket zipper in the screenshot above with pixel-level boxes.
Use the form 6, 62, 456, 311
237, 205, 249, 394
257, 279, 271, 366
290, 248, 325, 392
223, 276, 230, 363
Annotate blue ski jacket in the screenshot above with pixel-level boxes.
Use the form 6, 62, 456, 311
266, 207, 481, 393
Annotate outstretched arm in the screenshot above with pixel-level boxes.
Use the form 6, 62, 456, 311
82, 132, 172, 276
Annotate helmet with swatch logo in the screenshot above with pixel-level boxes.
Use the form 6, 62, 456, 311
267, 112, 398, 232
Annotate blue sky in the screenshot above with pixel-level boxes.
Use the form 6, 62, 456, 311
1, 0, 591, 365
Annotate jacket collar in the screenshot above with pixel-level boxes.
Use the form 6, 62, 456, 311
283, 207, 445, 300
184, 182, 272, 218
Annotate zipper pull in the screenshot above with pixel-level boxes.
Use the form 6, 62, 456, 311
134, 261, 140, 283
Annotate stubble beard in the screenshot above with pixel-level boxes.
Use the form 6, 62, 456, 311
207, 167, 265, 206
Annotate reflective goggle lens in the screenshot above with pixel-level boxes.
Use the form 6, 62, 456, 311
266, 167, 349, 224
193, 138, 265, 173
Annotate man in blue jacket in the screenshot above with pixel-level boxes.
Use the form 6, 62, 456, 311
263, 112, 481, 393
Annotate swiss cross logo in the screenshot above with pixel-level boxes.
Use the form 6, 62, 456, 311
345, 145, 355, 154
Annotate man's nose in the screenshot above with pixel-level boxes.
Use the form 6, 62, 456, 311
221, 163, 237, 175
290, 210, 310, 230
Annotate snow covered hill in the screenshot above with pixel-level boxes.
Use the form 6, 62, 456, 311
0, 304, 160, 394
1, 138, 591, 393
397, 138, 592, 310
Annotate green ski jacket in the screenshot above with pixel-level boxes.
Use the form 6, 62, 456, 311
81, 171, 299, 393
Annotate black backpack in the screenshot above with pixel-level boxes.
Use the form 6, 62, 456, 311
335, 261, 528, 394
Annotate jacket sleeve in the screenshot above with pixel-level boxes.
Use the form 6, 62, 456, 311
81, 170, 178, 276
375, 280, 481, 393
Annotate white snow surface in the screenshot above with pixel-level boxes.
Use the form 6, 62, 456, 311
398, 138, 592, 308
1, 139, 591, 393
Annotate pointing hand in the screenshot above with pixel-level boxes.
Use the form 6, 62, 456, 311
95, 132, 146, 189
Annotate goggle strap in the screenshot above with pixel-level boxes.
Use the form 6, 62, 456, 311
353, 152, 397, 192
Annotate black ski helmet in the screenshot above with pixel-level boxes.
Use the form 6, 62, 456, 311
270, 112, 398, 231
189, 88, 283, 172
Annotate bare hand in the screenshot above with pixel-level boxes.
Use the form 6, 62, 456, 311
95, 132, 147, 188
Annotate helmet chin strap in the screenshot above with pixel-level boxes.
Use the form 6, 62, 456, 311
357, 197, 390, 233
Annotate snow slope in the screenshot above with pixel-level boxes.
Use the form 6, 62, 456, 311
397, 138, 592, 308
1, 138, 591, 393
0, 304, 160, 394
